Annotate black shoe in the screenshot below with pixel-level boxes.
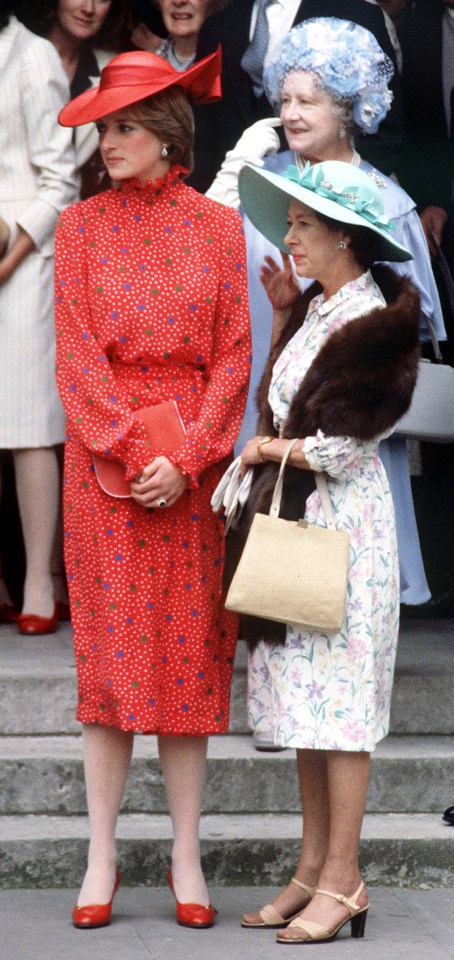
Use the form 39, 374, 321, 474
443, 805, 454, 825
401, 588, 454, 619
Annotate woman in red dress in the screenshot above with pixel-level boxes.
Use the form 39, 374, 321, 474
54, 48, 251, 928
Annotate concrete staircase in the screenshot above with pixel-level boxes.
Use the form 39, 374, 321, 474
1, 620, 454, 888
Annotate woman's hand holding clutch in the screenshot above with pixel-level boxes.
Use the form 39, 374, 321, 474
130, 457, 187, 509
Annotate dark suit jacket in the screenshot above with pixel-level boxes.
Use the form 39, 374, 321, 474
396, 0, 454, 293
398, 0, 452, 211
193, 0, 403, 190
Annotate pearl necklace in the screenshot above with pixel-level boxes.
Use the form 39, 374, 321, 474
295, 148, 361, 173
171, 42, 195, 66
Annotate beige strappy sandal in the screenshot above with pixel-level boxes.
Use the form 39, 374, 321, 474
276, 880, 368, 943
241, 878, 316, 928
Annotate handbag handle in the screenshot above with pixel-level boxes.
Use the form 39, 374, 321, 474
419, 229, 446, 364
269, 438, 337, 530
425, 314, 443, 364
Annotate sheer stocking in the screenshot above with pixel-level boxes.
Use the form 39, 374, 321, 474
158, 734, 209, 905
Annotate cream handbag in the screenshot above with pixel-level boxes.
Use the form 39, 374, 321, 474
225, 440, 350, 632
394, 241, 454, 443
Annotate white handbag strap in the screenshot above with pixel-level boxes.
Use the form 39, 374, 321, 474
314, 472, 336, 531
269, 438, 336, 530
269, 439, 299, 517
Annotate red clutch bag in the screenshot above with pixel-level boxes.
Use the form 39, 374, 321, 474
92, 400, 187, 498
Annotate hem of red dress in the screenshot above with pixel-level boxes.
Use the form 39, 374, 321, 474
75, 711, 231, 735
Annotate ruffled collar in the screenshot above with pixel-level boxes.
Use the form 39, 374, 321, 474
116, 165, 188, 197
310, 270, 384, 318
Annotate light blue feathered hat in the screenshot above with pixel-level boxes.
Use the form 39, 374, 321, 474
264, 17, 394, 135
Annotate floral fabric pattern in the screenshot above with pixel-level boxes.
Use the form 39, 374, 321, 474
248, 271, 400, 752
54, 169, 251, 735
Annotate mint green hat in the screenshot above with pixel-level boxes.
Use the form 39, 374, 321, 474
239, 160, 413, 263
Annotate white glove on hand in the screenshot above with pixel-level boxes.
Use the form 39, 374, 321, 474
205, 117, 282, 208
211, 456, 253, 532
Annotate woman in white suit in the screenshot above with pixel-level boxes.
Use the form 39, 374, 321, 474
19, 0, 130, 197
0, 7, 77, 632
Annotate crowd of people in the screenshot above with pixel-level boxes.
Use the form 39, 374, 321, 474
0, 0, 452, 942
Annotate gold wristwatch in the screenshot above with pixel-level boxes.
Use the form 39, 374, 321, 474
257, 435, 274, 462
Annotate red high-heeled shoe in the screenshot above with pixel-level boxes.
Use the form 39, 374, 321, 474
17, 603, 58, 636
167, 868, 216, 928
72, 867, 121, 929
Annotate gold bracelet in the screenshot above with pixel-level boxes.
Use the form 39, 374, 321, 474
257, 435, 274, 462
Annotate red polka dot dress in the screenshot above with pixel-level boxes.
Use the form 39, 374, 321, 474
54, 168, 251, 735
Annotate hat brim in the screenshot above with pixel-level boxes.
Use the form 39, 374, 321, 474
59, 48, 222, 127
239, 164, 413, 263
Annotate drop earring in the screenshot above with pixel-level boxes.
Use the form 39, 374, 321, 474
338, 240, 346, 250
161, 144, 168, 158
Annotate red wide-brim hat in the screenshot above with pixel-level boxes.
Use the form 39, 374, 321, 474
59, 47, 222, 127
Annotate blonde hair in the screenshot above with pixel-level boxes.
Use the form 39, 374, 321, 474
126, 87, 195, 172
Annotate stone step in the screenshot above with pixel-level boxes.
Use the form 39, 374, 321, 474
0, 812, 452, 889
1, 734, 453, 816
2, 619, 454, 736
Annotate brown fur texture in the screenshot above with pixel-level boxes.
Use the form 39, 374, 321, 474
257, 266, 420, 439
229, 266, 420, 647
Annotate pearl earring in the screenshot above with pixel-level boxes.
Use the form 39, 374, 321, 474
338, 240, 346, 250
161, 144, 168, 158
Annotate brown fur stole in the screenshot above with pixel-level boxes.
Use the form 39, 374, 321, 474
228, 266, 421, 647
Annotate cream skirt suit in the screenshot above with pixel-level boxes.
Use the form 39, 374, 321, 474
0, 16, 76, 448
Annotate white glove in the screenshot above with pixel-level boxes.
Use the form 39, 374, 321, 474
211, 456, 253, 531
205, 117, 282, 209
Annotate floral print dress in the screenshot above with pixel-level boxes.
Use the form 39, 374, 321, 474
54, 169, 251, 735
248, 271, 400, 752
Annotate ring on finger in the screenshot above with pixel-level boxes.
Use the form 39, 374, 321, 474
156, 497, 167, 508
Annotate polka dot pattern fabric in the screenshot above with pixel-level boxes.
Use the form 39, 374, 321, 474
54, 168, 251, 734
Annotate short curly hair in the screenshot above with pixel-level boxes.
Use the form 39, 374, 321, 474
264, 17, 394, 136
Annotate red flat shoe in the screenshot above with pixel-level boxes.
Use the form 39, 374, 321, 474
167, 868, 216, 928
17, 604, 58, 636
72, 868, 121, 929
0, 603, 19, 624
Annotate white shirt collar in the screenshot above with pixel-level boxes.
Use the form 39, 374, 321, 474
251, 0, 300, 30
260, 0, 301, 65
